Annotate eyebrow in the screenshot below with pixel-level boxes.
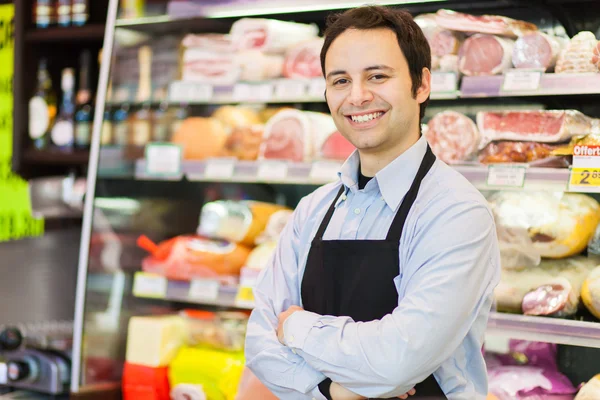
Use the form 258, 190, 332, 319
325, 64, 394, 80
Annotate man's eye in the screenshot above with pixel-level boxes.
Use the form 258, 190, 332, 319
333, 79, 349, 85
370, 74, 387, 81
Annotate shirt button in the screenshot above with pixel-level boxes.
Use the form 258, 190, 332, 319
341, 194, 347, 201
288, 335, 294, 343
354, 208, 360, 214
292, 349, 297, 354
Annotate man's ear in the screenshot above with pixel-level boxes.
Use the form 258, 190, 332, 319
416, 67, 431, 104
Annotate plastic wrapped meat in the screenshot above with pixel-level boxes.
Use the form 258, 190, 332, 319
487, 366, 577, 399
237, 50, 284, 81
581, 266, 600, 320
430, 29, 464, 57
221, 125, 264, 161
137, 235, 251, 284
425, 111, 480, 163
458, 34, 515, 76
230, 18, 319, 54
512, 32, 567, 71
435, 9, 537, 38
593, 40, 600, 70
182, 33, 235, 53
197, 201, 290, 247
522, 277, 579, 317
282, 38, 324, 79
212, 106, 262, 131
494, 256, 598, 313
556, 31, 599, 73
478, 141, 562, 164
181, 49, 240, 85
488, 191, 600, 259
575, 375, 600, 400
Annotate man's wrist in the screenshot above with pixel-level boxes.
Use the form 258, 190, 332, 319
318, 378, 333, 400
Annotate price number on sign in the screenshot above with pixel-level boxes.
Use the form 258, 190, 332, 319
570, 168, 600, 188
133, 272, 167, 299
235, 286, 255, 308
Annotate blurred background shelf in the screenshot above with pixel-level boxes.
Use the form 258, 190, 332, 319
25, 24, 106, 42
23, 148, 90, 165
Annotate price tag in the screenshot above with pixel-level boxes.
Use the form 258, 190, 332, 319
256, 83, 274, 102
309, 161, 341, 182
169, 81, 213, 103
257, 161, 288, 181
0, 363, 7, 384
204, 158, 236, 179
189, 279, 220, 302
501, 70, 543, 92
133, 272, 167, 298
145, 144, 182, 177
274, 80, 306, 100
233, 83, 252, 102
308, 78, 326, 99
235, 269, 260, 308
486, 165, 526, 187
431, 72, 457, 93
189, 83, 213, 102
568, 168, 600, 192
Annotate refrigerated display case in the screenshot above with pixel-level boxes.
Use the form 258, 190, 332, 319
70, 0, 600, 398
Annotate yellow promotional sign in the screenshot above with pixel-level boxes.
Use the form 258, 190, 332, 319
0, 4, 44, 241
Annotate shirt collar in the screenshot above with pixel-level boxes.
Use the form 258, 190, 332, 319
337, 135, 429, 211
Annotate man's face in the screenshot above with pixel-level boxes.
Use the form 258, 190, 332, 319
324, 28, 430, 156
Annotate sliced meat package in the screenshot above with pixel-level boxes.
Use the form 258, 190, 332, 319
458, 34, 515, 76
424, 111, 480, 163
478, 141, 563, 164
494, 256, 599, 313
435, 9, 537, 38
477, 110, 594, 146
260, 110, 337, 162
430, 29, 465, 57
282, 38, 324, 79
230, 18, 319, 54
512, 32, 566, 71
556, 31, 599, 74
181, 48, 240, 85
488, 191, 600, 260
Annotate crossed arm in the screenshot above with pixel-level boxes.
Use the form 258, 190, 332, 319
244, 199, 499, 399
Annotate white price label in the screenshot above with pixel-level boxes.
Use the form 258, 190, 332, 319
0, 363, 7, 385
308, 78, 326, 99
189, 279, 220, 302
256, 83, 274, 102
204, 158, 236, 179
257, 161, 288, 181
145, 144, 182, 177
486, 165, 526, 187
502, 70, 543, 92
233, 83, 252, 102
133, 272, 167, 298
431, 72, 457, 93
189, 83, 213, 102
274, 80, 306, 100
309, 161, 341, 182
170, 81, 213, 102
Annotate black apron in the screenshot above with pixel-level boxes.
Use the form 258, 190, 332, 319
301, 145, 447, 399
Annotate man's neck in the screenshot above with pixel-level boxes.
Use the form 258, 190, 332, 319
359, 132, 421, 177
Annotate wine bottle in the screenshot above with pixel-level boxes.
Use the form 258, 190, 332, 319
51, 68, 76, 149
74, 50, 94, 150
34, 0, 55, 28
71, 0, 89, 26
56, 0, 71, 27
29, 58, 57, 150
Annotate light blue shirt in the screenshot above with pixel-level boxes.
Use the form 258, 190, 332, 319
245, 136, 501, 400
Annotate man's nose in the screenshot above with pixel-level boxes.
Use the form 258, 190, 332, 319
348, 81, 373, 107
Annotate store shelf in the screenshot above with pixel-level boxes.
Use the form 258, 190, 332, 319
487, 312, 600, 349
23, 148, 90, 165
461, 72, 600, 98
25, 24, 106, 42
453, 165, 571, 192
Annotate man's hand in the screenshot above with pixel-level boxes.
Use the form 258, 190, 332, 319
276, 305, 304, 345
330, 382, 416, 400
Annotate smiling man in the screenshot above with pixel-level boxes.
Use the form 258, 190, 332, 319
244, 5, 500, 400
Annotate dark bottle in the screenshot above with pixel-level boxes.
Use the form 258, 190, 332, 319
71, 0, 89, 26
51, 68, 76, 149
74, 50, 94, 150
29, 58, 57, 150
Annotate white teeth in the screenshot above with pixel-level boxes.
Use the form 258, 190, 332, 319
351, 112, 383, 123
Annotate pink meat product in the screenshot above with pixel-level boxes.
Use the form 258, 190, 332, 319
230, 18, 319, 54
593, 40, 600, 70
282, 38, 324, 79
522, 277, 579, 318
260, 110, 337, 162
556, 31, 598, 74
318, 131, 356, 161
488, 366, 577, 399
425, 111, 480, 163
458, 34, 515, 76
181, 49, 240, 85
181, 33, 234, 53
435, 9, 538, 38
512, 32, 563, 71
237, 50, 284, 81
430, 29, 464, 57
476, 110, 593, 146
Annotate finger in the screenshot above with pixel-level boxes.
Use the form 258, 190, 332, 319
397, 395, 408, 399
408, 388, 416, 395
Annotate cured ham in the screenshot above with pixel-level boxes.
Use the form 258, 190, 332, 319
434, 9, 537, 38
512, 32, 565, 71
230, 18, 319, 53
282, 38, 324, 79
424, 111, 480, 163
458, 34, 515, 76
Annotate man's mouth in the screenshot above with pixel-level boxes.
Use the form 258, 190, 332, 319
345, 111, 386, 125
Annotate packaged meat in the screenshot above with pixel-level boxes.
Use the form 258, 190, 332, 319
488, 366, 577, 399
512, 32, 565, 71
282, 38, 324, 79
488, 191, 600, 259
235, 368, 278, 400
458, 34, 515, 76
138, 235, 251, 284
478, 141, 560, 164
230, 18, 319, 54
181, 49, 240, 85
212, 106, 262, 132
593, 40, 600, 69
424, 111, 480, 163
581, 266, 600, 320
495, 222, 541, 270
237, 50, 284, 81
317, 131, 356, 161
494, 256, 598, 313
413, 13, 439, 41
260, 109, 337, 162
254, 209, 293, 244
221, 125, 264, 161
171, 118, 228, 160
197, 200, 290, 247
180, 310, 249, 352
181, 33, 234, 53
435, 9, 537, 38
575, 375, 600, 400
522, 277, 579, 317
477, 110, 594, 146
430, 29, 464, 57
556, 31, 599, 74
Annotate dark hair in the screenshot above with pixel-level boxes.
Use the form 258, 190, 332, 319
320, 5, 431, 121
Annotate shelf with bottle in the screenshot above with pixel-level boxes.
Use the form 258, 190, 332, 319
28, 0, 103, 42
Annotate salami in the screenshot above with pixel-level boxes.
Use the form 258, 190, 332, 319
434, 9, 537, 38
512, 32, 564, 71
424, 111, 480, 163
458, 34, 515, 76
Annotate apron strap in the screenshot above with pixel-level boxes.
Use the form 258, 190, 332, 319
313, 185, 345, 241
386, 145, 436, 242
